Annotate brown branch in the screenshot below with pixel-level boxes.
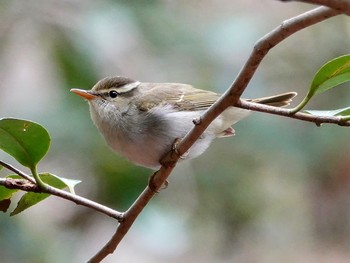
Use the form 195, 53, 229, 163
87, 186, 158, 263
88, 5, 347, 263
0, 160, 36, 183
279, 0, 350, 16
0, 162, 124, 221
237, 100, 350, 126
0, 177, 41, 192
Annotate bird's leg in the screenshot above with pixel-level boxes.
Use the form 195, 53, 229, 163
159, 137, 188, 168
172, 138, 189, 159
155, 137, 189, 192
148, 171, 168, 193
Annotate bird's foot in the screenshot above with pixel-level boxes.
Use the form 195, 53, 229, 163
148, 171, 169, 193
172, 138, 189, 159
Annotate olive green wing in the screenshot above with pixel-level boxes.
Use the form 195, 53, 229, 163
136, 83, 220, 112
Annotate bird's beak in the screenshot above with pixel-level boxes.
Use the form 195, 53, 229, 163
70, 88, 97, 100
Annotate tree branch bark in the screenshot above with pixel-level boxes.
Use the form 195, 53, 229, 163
0, 161, 124, 221
237, 100, 350, 126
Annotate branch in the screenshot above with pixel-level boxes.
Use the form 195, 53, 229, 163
237, 100, 350, 126
87, 186, 156, 263
0, 177, 41, 192
0, 161, 124, 221
88, 5, 347, 262
0, 160, 36, 183
175, 7, 341, 162
279, 0, 350, 16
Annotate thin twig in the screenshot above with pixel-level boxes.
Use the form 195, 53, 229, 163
0, 161, 124, 220
0, 177, 40, 192
88, 5, 346, 262
237, 100, 350, 126
87, 186, 157, 263
0, 160, 36, 183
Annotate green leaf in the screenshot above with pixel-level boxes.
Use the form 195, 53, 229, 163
0, 175, 21, 202
290, 55, 350, 113
0, 185, 19, 201
305, 107, 350, 117
0, 175, 20, 213
56, 177, 81, 195
10, 173, 80, 216
0, 118, 50, 169
310, 54, 350, 96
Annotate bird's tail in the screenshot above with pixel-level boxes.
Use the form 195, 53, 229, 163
249, 92, 297, 107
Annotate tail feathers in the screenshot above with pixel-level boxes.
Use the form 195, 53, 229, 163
248, 92, 297, 107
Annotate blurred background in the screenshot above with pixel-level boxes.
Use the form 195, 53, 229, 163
1, 0, 350, 262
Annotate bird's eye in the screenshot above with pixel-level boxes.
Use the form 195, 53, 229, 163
109, 90, 119, 98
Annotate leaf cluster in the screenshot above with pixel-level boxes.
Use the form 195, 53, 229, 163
0, 119, 79, 215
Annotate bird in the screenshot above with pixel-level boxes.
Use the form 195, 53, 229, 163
71, 76, 296, 169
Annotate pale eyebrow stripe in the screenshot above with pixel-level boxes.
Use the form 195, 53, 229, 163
98, 81, 141, 94
116, 81, 141, 94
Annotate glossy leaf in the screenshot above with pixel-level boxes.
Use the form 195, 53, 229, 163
0, 176, 20, 213
290, 55, 350, 113
0, 186, 19, 201
0, 175, 21, 201
310, 54, 350, 96
0, 118, 50, 169
56, 177, 81, 195
11, 173, 64, 215
10, 173, 80, 216
305, 107, 350, 117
